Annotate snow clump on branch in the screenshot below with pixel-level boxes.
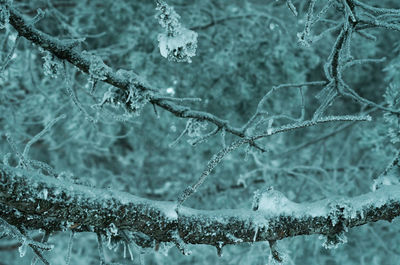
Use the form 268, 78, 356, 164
155, 0, 198, 63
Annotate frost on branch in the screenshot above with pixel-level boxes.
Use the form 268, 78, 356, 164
97, 69, 150, 117
82, 51, 110, 82
186, 119, 208, 145
320, 231, 348, 250
0, 0, 11, 29
321, 201, 353, 249
252, 187, 298, 215
0, 217, 53, 261
158, 29, 198, 63
268, 240, 289, 265
372, 175, 400, 191
42, 51, 62, 78
156, 1, 198, 63
383, 83, 400, 143
171, 231, 192, 256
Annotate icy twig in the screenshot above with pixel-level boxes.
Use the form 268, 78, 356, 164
0, 34, 20, 77
177, 115, 371, 206
22, 114, 66, 159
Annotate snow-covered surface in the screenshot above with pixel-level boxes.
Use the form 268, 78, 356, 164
158, 28, 198, 63
2, 164, 400, 244
1, 164, 179, 223
155, 1, 198, 63
257, 189, 299, 214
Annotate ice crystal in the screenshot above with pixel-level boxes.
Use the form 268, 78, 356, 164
39, 188, 48, 199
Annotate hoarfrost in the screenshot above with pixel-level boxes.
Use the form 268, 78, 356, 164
0, 1, 11, 29
125, 85, 148, 114
171, 231, 191, 255
320, 232, 348, 249
42, 51, 62, 78
187, 119, 207, 138
327, 200, 354, 226
85, 52, 110, 81
109, 223, 118, 235
372, 174, 400, 191
156, 0, 180, 30
97, 69, 149, 115
158, 29, 198, 63
156, 1, 198, 63
39, 188, 48, 200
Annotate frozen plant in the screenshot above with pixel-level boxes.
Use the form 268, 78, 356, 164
156, 0, 198, 63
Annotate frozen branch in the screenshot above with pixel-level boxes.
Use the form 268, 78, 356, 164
5, 6, 265, 151
177, 115, 371, 206
2, 161, 398, 249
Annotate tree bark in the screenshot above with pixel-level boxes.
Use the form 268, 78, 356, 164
1, 164, 399, 247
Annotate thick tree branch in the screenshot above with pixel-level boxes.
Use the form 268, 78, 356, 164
1, 164, 399, 249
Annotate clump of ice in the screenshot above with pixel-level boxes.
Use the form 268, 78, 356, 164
155, 1, 198, 63
253, 187, 299, 215
158, 29, 198, 63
